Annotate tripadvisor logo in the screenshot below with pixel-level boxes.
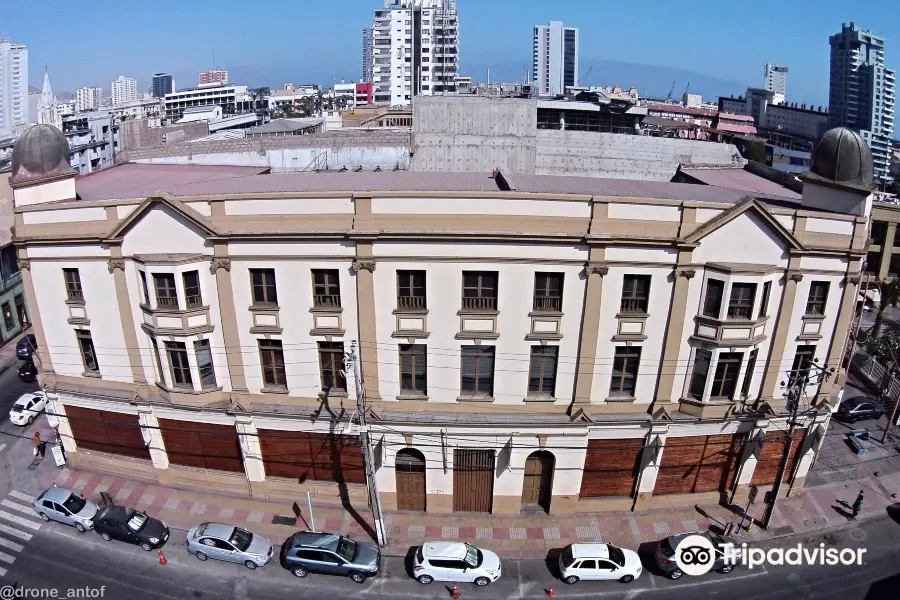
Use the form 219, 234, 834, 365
674, 535, 718, 576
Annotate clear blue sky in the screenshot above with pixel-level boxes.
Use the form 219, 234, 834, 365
5, 0, 897, 104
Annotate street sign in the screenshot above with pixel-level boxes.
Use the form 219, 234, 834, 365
51, 444, 66, 467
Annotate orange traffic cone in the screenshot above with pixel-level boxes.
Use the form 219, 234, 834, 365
449, 584, 460, 598
158, 549, 167, 565
546, 589, 554, 597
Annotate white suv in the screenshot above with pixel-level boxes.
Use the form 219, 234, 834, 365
558, 543, 643, 584
412, 541, 502, 586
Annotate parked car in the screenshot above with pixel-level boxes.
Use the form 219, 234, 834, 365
834, 397, 885, 423
654, 531, 740, 579
412, 541, 502, 586
18, 359, 37, 383
280, 531, 380, 583
558, 543, 642, 584
94, 505, 169, 551
9, 391, 47, 426
186, 522, 273, 569
32, 487, 98, 532
16, 334, 37, 360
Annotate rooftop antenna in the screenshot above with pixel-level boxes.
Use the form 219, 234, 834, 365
212, 49, 216, 69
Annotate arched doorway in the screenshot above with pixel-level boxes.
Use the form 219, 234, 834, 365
395, 448, 427, 511
521, 451, 554, 513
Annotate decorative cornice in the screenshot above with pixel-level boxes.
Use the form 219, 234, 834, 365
675, 268, 697, 279
209, 257, 232, 275
789, 272, 804, 283
846, 274, 861, 285
17, 258, 30, 271
351, 259, 377, 273
584, 262, 609, 277
107, 258, 126, 274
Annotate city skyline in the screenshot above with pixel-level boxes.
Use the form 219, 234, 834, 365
4, 0, 900, 109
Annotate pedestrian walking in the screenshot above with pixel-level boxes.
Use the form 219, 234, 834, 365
32, 432, 41, 457
851, 490, 864, 519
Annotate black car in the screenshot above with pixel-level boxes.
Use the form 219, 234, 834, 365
94, 506, 169, 551
834, 397, 885, 423
18, 360, 37, 383
654, 531, 740, 579
16, 334, 37, 360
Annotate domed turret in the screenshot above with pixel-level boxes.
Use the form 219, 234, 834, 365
9, 124, 74, 186
805, 127, 875, 193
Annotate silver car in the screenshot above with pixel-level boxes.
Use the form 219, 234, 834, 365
186, 522, 274, 570
33, 487, 98, 532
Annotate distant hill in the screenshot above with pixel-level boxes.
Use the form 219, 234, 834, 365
27, 86, 39, 94
26, 85, 73, 100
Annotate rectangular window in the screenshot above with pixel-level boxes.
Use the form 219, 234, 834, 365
460, 345, 495, 396
250, 269, 278, 305
610, 347, 641, 396
711, 352, 743, 399
759, 281, 772, 318
703, 279, 725, 318
397, 270, 426, 309
312, 269, 341, 308
194, 339, 216, 388
149, 336, 164, 382
138, 271, 150, 305
689, 349, 712, 400
533, 273, 563, 312
791, 345, 816, 386
806, 281, 830, 316
165, 341, 192, 388
528, 346, 558, 396
63, 268, 83, 301
399, 344, 427, 394
153, 273, 178, 308
76, 330, 100, 373
620, 275, 651, 313
183, 271, 202, 308
727, 283, 757, 319
461, 271, 498, 311
318, 341, 347, 392
260, 339, 287, 388
1, 302, 13, 330
741, 349, 758, 399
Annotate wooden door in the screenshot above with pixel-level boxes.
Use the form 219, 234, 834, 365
453, 449, 494, 513
521, 452, 553, 511
395, 449, 426, 511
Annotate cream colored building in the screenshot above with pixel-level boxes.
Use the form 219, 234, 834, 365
8, 125, 873, 516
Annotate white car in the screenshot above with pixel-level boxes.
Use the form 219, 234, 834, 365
412, 541, 502, 586
9, 391, 48, 427
558, 543, 643, 584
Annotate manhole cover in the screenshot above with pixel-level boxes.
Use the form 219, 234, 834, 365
272, 515, 298, 526
850, 529, 865, 541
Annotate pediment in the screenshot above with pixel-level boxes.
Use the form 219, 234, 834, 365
105, 192, 220, 241
684, 196, 804, 251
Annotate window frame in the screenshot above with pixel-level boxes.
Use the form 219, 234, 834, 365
710, 352, 743, 399
312, 269, 342, 308
532, 272, 564, 313
183, 271, 203, 308
152, 273, 179, 309
138, 271, 151, 305
790, 345, 817, 386
689, 349, 712, 400
461, 271, 498, 311
194, 339, 217, 389
63, 268, 84, 302
149, 336, 164, 383
460, 345, 496, 396
318, 341, 347, 392
1, 302, 13, 330
610, 346, 641, 396
727, 282, 757, 319
397, 270, 427, 310
703, 279, 726, 318
259, 339, 287, 389
250, 269, 278, 306
805, 281, 830, 316
620, 274, 651, 314
165, 341, 193, 389
76, 329, 100, 373
399, 344, 427, 395
528, 345, 558, 396
740, 349, 758, 399
758, 281, 772, 318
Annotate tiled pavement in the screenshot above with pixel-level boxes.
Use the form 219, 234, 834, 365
43, 467, 900, 559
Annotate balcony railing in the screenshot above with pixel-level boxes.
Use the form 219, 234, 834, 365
805, 301, 826, 316
66, 289, 84, 302
461, 296, 497, 311
397, 295, 426, 310
156, 296, 179, 308
532, 296, 561, 312
727, 305, 753, 319
314, 294, 341, 308
619, 297, 647, 314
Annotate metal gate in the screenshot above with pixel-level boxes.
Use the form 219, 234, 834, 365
453, 449, 494, 513
395, 449, 427, 511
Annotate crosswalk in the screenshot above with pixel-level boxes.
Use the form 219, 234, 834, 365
0, 489, 43, 577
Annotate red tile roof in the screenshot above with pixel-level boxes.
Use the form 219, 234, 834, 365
681, 168, 800, 200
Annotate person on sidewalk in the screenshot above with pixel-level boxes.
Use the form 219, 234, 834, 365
851, 490, 864, 519
32, 432, 41, 457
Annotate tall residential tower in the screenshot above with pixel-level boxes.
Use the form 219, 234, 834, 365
828, 22, 896, 186
533, 21, 579, 97
370, 0, 459, 106
0, 39, 28, 133
111, 76, 138, 106
152, 73, 174, 98
362, 26, 374, 83
764, 63, 788, 105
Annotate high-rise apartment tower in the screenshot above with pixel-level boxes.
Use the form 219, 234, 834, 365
533, 21, 579, 97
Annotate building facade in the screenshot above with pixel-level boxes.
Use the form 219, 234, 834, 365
111, 76, 139, 106
36, 71, 62, 130
829, 23, 896, 186
362, 27, 374, 83
371, 0, 459, 106
199, 70, 229, 86
533, 21, 579, 97
0, 39, 28, 134
764, 63, 788, 105
8, 125, 871, 516
0, 168, 28, 344
152, 74, 174, 98
718, 88, 828, 141
163, 84, 251, 121
63, 111, 116, 175
75, 87, 103, 112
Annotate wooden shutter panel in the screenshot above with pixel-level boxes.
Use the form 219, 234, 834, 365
159, 419, 243, 473
655, 435, 746, 495
66, 406, 150, 460
258, 431, 365, 484
580, 439, 643, 497
751, 430, 805, 486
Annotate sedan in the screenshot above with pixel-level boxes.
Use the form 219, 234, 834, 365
18, 359, 37, 383
16, 334, 37, 360
186, 522, 273, 569
834, 397, 885, 423
654, 531, 740, 579
9, 391, 47, 426
33, 487, 98, 532
94, 506, 170, 551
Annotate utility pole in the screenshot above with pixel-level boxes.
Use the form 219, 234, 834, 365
762, 358, 834, 529
345, 341, 387, 547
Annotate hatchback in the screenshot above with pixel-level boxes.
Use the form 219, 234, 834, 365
558, 543, 642, 584
412, 541, 502, 586
32, 487, 98, 532
186, 522, 273, 569
16, 334, 37, 360
18, 360, 37, 383
654, 531, 740, 579
281, 531, 380, 583
834, 397, 884, 423
95, 506, 170, 551
9, 391, 47, 426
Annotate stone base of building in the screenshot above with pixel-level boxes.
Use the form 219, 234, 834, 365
492, 495, 522, 515
645, 490, 721, 511
575, 495, 633, 513
549, 494, 580, 515
426, 494, 454, 514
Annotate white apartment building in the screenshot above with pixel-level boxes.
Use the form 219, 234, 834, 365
6, 124, 870, 516
163, 84, 250, 121
0, 40, 28, 134
362, 26, 374, 83
110, 97, 163, 127
371, 0, 459, 106
533, 21, 579, 97
764, 63, 788, 105
75, 87, 103, 112
111, 76, 139, 106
